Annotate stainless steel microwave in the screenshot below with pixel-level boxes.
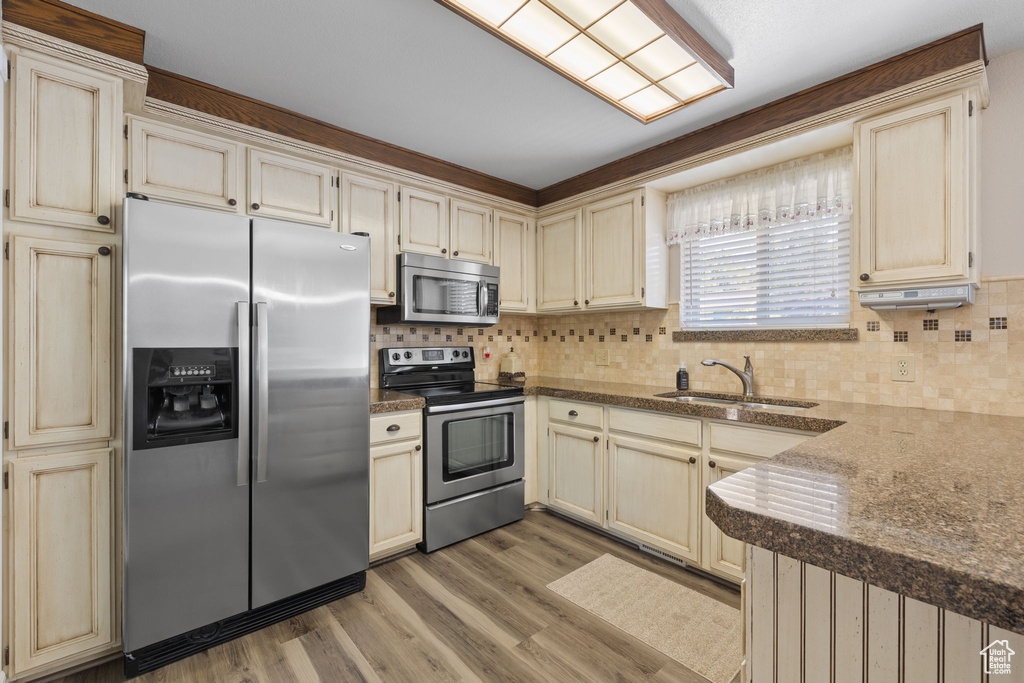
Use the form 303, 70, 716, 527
376, 253, 500, 326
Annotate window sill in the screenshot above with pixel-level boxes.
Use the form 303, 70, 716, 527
672, 328, 860, 342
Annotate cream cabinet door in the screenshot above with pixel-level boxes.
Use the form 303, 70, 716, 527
703, 452, 761, 581
584, 191, 644, 308
494, 211, 533, 312
536, 209, 582, 312
369, 439, 423, 560
607, 434, 700, 562
10, 49, 121, 232
247, 149, 334, 227
548, 423, 602, 523
129, 117, 241, 211
449, 199, 492, 264
341, 173, 397, 303
855, 91, 973, 286
10, 235, 113, 449
10, 448, 114, 677
399, 186, 449, 256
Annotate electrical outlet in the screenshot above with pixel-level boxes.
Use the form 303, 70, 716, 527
892, 355, 916, 382
595, 349, 609, 366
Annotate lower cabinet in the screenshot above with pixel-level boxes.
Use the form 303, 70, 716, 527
607, 434, 701, 563
702, 452, 760, 579
369, 412, 423, 560
9, 448, 115, 677
548, 422, 603, 524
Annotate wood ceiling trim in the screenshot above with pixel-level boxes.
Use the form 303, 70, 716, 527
144, 67, 540, 206
537, 24, 987, 206
632, 0, 734, 87
1, 0, 146, 64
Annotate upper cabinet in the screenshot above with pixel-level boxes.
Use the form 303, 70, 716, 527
247, 149, 335, 228
9, 48, 122, 232
536, 208, 583, 312
854, 90, 977, 288
128, 117, 242, 211
537, 189, 667, 314
450, 199, 492, 264
399, 186, 449, 257
494, 210, 534, 313
340, 172, 398, 304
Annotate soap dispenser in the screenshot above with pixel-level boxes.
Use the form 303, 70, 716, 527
676, 362, 689, 391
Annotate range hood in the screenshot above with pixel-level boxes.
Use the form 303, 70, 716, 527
858, 285, 975, 310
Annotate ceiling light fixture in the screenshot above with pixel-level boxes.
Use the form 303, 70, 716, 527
436, 0, 734, 123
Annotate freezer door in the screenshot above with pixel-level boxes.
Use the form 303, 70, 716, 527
251, 218, 370, 607
123, 198, 251, 651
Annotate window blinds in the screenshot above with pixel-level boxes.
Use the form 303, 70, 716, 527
681, 216, 850, 329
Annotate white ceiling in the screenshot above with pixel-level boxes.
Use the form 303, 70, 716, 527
67, 0, 1024, 190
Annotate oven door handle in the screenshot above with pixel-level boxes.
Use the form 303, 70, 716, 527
426, 396, 525, 414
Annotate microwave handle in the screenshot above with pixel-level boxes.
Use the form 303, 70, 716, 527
478, 283, 487, 316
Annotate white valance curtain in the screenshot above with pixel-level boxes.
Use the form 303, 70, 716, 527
666, 147, 854, 244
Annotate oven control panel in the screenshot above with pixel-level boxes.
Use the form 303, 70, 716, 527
382, 346, 473, 367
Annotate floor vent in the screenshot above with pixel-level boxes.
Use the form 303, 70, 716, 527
638, 544, 689, 568
124, 571, 366, 678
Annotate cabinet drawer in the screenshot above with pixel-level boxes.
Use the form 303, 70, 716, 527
370, 411, 421, 445
548, 400, 603, 429
710, 423, 810, 458
608, 408, 700, 447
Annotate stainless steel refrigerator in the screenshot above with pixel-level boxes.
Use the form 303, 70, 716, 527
122, 197, 369, 674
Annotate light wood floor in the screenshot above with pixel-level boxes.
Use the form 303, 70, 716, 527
57, 510, 740, 683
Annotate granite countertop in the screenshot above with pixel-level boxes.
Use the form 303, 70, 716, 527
370, 388, 424, 414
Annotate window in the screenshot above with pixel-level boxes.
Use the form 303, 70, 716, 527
681, 215, 849, 329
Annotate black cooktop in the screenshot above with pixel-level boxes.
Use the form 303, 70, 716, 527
396, 381, 523, 406
378, 346, 524, 406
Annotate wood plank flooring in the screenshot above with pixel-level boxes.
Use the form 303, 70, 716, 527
55, 510, 740, 683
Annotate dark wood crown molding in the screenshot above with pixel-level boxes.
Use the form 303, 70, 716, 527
2, 0, 145, 63
537, 24, 987, 206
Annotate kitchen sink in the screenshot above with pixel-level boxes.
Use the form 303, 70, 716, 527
658, 394, 813, 411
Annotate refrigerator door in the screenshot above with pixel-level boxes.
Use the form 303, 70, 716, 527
123, 198, 251, 651
251, 218, 370, 607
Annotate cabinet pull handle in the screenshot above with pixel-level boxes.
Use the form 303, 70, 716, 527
593, 436, 600, 443
415, 444, 421, 451
227, 198, 237, 206
688, 456, 696, 464
441, 248, 447, 254
453, 250, 459, 256
859, 273, 870, 282
568, 410, 578, 417
97, 246, 111, 256
97, 215, 110, 226
251, 202, 260, 210
709, 460, 717, 469
386, 424, 401, 432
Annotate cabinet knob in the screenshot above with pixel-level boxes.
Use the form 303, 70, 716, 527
584, 300, 589, 305
386, 424, 401, 432
96, 215, 110, 226
688, 456, 696, 464
453, 250, 459, 256
415, 444, 421, 451
98, 246, 111, 256
251, 202, 260, 211
388, 291, 395, 298
441, 248, 447, 254
573, 300, 579, 306
708, 460, 717, 469
859, 273, 870, 282
593, 436, 600, 443
568, 410, 578, 417
227, 198, 237, 206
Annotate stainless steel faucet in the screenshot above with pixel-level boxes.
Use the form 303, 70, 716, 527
701, 355, 754, 397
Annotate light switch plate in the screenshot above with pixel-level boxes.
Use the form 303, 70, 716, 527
595, 349, 609, 366
892, 355, 915, 382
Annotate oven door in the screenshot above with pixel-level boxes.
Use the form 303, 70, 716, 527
400, 264, 499, 326
424, 397, 524, 505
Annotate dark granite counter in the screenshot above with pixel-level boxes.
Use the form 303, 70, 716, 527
370, 388, 424, 414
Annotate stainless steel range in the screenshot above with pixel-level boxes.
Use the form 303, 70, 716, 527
379, 346, 525, 551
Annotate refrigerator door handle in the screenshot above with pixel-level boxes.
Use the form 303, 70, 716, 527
255, 301, 270, 483
236, 301, 251, 487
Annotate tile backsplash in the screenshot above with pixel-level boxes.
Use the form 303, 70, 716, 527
370, 278, 1024, 417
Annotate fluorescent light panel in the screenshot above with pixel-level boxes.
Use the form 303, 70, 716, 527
439, 0, 732, 123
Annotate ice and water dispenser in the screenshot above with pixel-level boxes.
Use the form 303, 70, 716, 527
132, 348, 238, 450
